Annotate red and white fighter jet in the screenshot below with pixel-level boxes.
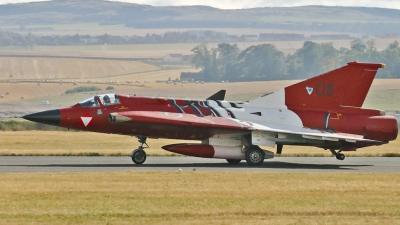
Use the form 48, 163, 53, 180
23, 61, 398, 165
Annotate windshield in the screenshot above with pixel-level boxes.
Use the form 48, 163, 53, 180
78, 94, 120, 107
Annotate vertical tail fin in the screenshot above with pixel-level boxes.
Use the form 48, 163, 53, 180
285, 61, 385, 110
207, 90, 226, 101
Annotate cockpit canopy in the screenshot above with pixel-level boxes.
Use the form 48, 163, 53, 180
78, 94, 120, 107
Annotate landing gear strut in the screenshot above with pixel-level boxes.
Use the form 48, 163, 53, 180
130, 136, 148, 164
330, 149, 345, 160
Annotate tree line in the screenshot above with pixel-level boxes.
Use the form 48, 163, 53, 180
191, 40, 400, 82
0, 30, 236, 47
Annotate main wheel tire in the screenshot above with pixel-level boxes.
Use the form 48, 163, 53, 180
131, 149, 146, 164
245, 148, 265, 165
336, 153, 345, 160
226, 159, 241, 164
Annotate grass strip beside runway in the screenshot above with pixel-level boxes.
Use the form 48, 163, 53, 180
0, 172, 399, 224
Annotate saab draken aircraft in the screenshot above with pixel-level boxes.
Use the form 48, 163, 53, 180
23, 62, 398, 165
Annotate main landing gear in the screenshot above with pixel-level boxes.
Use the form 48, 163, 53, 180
330, 149, 345, 160
130, 136, 148, 164
245, 145, 265, 165
226, 146, 266, 165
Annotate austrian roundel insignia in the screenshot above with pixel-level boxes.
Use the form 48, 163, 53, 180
80, 113, 93, 127
306, 87, 313, 95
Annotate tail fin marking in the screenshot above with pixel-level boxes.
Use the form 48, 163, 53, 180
285, 62, 384, 110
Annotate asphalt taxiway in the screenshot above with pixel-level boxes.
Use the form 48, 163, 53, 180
0, 156, 399, 173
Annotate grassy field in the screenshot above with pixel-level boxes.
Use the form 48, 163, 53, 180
364, 89, 400, 111
0, 131, 399, 157
2, 38, 400, 58
0, 43, 207, 58
0, 67, 200, 105
0, 172, 399, 224
0, 57, 160, 80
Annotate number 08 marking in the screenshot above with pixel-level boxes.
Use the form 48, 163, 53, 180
316, 82, 334, 97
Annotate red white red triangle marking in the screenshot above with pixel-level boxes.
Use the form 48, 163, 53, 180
81, 117, 92, 127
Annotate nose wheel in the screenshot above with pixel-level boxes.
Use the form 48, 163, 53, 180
330, 149, 345, 160
131, 148, 146, 164
130, 136, 148, 164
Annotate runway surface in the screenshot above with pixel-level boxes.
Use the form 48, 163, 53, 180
1, 156, 400, 173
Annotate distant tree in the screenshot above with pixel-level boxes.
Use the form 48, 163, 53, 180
287, 41, 339, 79
163, 32, 179, 43
98, 33, 111, 44
366, 39, 376, 51
342, 38, 381, 67
191, 43, 217, 81
204, 31, 214, 39
180, 32, 192, 43
290, 41, 322, 78
387, 41, 399, 50
23, 33, 36, 47
0, 31, 13, 46
217, 43, 240, 81
380, 41, 400, 78
236, 44, 286, 81
285, 54, 301, 79
71, 34, 80, 44
319, 42, 340, 72
350, 39, 367, 52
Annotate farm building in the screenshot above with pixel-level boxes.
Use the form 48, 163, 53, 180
164, 54, 183, 63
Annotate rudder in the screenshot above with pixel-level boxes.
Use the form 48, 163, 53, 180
285, 61, 385, 110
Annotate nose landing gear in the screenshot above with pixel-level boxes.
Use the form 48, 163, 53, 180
130, 136, 148, 164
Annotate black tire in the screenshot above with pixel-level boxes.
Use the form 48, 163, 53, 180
131, 149, 146, 164
336, 153, 345, 160
245, 148, 265, 165
226, 159, 241, 164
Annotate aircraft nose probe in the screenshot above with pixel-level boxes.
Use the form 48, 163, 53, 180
23, 109, 61, 127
